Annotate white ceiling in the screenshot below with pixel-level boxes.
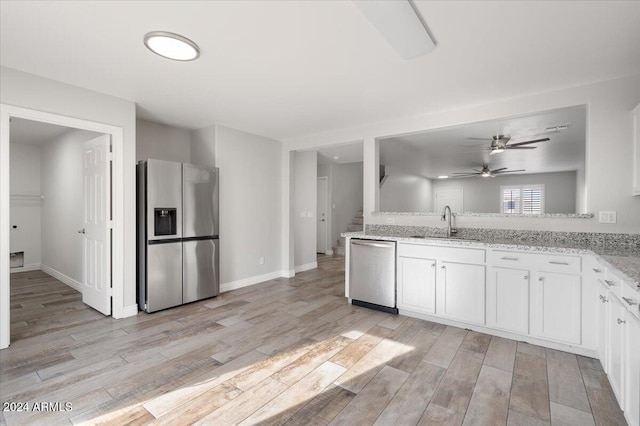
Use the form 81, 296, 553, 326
10, 118, 71, 145
380, 106, 586, 179
1, 1, 639, 141
316, 142, 364, 165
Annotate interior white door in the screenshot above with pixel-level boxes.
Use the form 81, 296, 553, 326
435, 187, 463, 214
81, 134, 111, 315
317, 177, 328, 253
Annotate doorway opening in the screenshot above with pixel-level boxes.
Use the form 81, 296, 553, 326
1, 104, 125, 349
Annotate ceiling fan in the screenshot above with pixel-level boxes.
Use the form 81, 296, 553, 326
467, 134, 550, 155
452, 164, 525, 178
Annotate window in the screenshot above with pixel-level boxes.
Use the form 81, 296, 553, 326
501, 184, 544, 214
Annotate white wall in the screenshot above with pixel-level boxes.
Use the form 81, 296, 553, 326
380, 170, 432, 213
190, 124, 283, 286
294, 151, 317, 268
9, 143, 41, 269
40, 129, 99, 284
432, 171, 576, 214
284, 74, 640, 234
136, 119, 191, 163
330, 162, 364, 246
1, 66, 137, 311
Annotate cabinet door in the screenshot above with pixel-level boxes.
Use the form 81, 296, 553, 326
531, 271, 581, 344
608, 295, 625, 404
596, 281, 610, 368
397, 257, 436, 314
625, 311, 640, 426
487, 267, 529, 334
437, 262, 486, 325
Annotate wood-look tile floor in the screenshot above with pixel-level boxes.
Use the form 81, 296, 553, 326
0, 256, 627, 426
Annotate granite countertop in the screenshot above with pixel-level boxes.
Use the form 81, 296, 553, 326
341, 231, 640, 289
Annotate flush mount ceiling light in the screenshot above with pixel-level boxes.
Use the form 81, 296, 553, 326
352, 0, 436, 59
144, 31, 200, 61
437, 175, 449, 179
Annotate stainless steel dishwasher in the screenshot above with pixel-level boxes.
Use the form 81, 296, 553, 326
349, 239, 398, 314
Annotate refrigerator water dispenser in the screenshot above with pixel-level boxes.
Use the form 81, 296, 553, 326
154, 208, 177, 236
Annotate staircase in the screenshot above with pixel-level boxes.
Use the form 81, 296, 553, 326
333, 211, 363, 256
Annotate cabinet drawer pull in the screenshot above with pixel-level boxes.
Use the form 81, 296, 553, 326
431, 263, 435, 268
604, 280, 616, 287
549, 261, 570, 265
523, 276, 528, 280
622, 297, 638, 306
617, 318, 626, 325
501, 257, 519, 261
538, 277, 544, 281
592, 268, 602, 273
441, 266, 446, 269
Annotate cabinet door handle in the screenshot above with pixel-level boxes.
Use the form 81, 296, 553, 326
431, 263, 435, 268
501, 257, 519, 261
604, 280, 616, 287
523, 276, 528, 280
592, 268, 602, 273
622, 297, 638, 306
603, 297, 609, 303
549, 261, 569, 265
441, 266, 446, 269
538, 277, 544, 281
617, 318, 626, 325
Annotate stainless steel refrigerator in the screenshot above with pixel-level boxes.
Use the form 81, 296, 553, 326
137, 159, 219, 313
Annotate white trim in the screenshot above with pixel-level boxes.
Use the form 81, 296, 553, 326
220, 270, 285, 293
9, 264, 41, 273
118, 305, 139, 318
0, 103, 125, 349
325, 250, 334, 256
282, 269, 296, 278
398, 307, 598, 358
316, 176, 329, 254
295, 261, 318, 273
40, 264, 82, 293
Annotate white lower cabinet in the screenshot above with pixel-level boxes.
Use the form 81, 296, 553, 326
437, 261, 486, 325
596, 280, 610, 368
625, 310, 640, 426
531, 271, 582, 345
397, 256, 436, 314
608, 295, 626, 404
487, 267, 530, 334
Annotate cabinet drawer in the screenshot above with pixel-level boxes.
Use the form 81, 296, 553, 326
398, 243, 485, 264
490, 250, 581, 273
621, 283, 640, 321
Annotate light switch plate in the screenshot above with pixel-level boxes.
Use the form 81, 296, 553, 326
598, 211, 617, 223
386, 218, 395, 224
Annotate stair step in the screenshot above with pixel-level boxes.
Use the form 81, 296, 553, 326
351, 217, 363, 225
355, 211, 363, 218
347, 224, 364, 232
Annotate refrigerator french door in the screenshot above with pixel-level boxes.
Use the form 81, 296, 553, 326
138, 160, 219, 313
182, 163, 219, 303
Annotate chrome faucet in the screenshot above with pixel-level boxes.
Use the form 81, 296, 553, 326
441, 205, 457, 238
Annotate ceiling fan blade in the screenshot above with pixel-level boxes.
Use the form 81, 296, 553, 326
452, 172, 478, 176
492, 167, 508, 172
466, 137, 490, 141
506, 146, 537, 150
508, 138, 550, 147
495, 169, 526, 174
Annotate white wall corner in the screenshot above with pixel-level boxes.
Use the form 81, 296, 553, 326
220, 270, 284, 293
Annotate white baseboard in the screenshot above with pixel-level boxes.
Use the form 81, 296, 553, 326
281, 269, 295, 278
325, 250, 334, 255
114, 304, 139, 319
294, 262, 318, 273
9, 263, 41, 273
40, 264, 82, 293
220, 270, 285, 293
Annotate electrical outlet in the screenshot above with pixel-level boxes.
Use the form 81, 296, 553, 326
599, 211, 617, 224
259, 257, 265, 265
386, 218, 395, 224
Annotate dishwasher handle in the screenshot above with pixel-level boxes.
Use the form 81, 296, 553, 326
351, 240, 394, 249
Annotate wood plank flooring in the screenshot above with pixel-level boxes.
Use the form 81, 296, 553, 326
1, 256, 627, 425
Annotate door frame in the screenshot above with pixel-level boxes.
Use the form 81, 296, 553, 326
0, 104, 125, 349
316, 176, 330, 254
